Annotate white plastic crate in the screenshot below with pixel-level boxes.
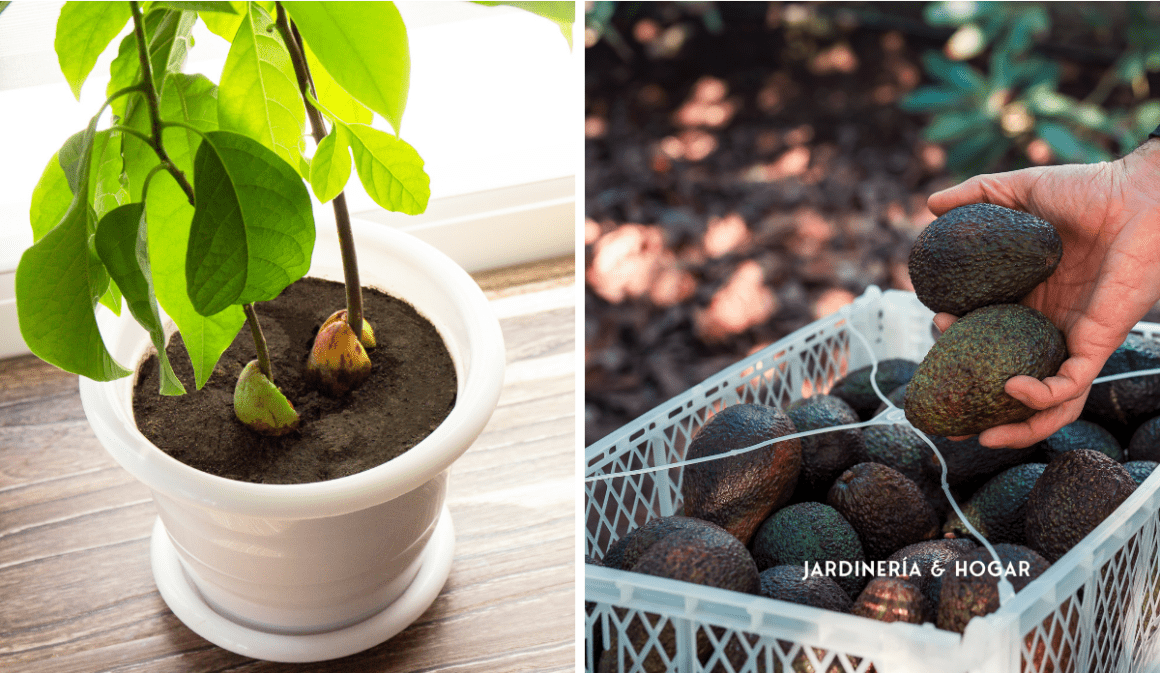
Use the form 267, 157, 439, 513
585, 286, 1160, 673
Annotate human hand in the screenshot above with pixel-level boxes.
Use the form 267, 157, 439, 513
925, 141, 1160, 448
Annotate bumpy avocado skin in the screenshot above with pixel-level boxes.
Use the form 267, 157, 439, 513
882, 538, 977, 614
602, 515, 717, 571
852, 577, 927, 624
937, 543, 1050, 634
751, 501, 867, 599
905, 304, 1067, 437
826, 462, 939, 561
1040, 419, 1123, 462
909, 203, 1062, 316
1124, 460, 1158, 485
1024, 449, 1137, 562
1084, 334, 1160, 443
786, 395, 864, 498
682, 404, 802, 545
759, 565, 853, 613
944, 463, 1046, 545
829, 359, 920, 421
1129, 416, 1160, 462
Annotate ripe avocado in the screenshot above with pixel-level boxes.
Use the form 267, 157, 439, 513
1124, 460, 1158, 485
905, 304, 1067, 437
882, 538, 976, 614
1128, 415, 1160, 462
1083, 334, 1160, 443
1040, 419, 1123, 463
829, 359, 920, 421
927, 433, 1041, 485
1024, 449, 1137, 562
601, 515, 716, 571
786, 395, 864, 499
751, 501, 867, 600
682, 403, 802, 545
936, 543, 1050, 634
943, 463, 1046, 545
852, 577, 927, 624
908, 203, 1062, 316
759, 565, 853, 613
826, 462, 939, 560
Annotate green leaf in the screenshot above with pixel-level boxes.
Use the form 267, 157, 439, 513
198, 0, 272, 40
924, 1, 980, 27
55, 2, 132, 100
153, 1, 237, 13
91, 130, 128, 218
303, 42, 372, 125
98, 279, 123, 316
346, 123, 430, 215
217, 2, 306, 175
899, 86, 967, 113
158, 73, 219, 175
0, 2, 11, 17
921, 51, 984, 91
285, 2, 409, 134
30, 153, 72, 242
58, 129, 89, 196
95, 203, 186, 395
16, 114, 131, 382
1036, 121, 1112, 164
186, 131, 315, 316
473, 2, 574, 48
924, 110, 991, 143
146, 169, 245, 389
309, 124, 351, 202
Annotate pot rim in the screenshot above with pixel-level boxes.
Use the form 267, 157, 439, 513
79, 221, 505, 518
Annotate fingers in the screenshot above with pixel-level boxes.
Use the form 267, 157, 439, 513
977, 397, 1085, 448
932, 313, 958, 333
927, 168, 1044, 216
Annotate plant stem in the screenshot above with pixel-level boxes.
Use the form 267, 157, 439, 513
243, 304, 274, 382
128, 0, 195, 207
274, 1, 364, 339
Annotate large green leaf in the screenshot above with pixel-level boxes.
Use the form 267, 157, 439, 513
303, 42, 372, 125
95, 203, 185, 395
146, 169, 245, 389
16, 115, 131, 382
186, 131, 315, 316
473, 1, 574, 48
91, 129, 127, 219
198, 0, 272, 40
217, 3, 306, 174
309, 124, 351, 203
55, 2, 132, 100
30, 153, 72, 242
158, 73, 219, 175
285, 2, 409, 134
345, 122, 429, 214
152, 1, 238, 13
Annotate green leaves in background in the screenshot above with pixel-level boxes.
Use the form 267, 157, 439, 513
217, 2, 306, 175
16, 115, 131, 382
55, 2, 132, 100
185, 131, 315, 317
95, 203, 185, 395
346, 123, 429, 215
285, 2, 410, 134
473, 2, 575, 48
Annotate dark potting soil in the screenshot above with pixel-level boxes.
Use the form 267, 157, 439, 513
132, 277, 457, 484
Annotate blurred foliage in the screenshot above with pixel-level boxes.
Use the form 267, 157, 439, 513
902, 1, 1160, 175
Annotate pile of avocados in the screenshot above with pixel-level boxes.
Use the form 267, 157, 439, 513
590, 204, 1160, 671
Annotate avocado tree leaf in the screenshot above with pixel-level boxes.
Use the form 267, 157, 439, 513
186, 130, 315, 316
1036, 121, 1113, 164
30, 153, 72, 242
309, 124, 351, 203
147, 169, 245, 389
473, 1, 574, 48
158, 73, 219, 175
95, 203, 185, 395
55, 1, 132, 100
91, 129, 128, 219
303, 42, 372, 125
198, 0, 272, 40
346, 123, 429, 215
152, 1, 237, 13
285, 1, 409, 134
217, 2, 306, 176
15, 114, 131, 382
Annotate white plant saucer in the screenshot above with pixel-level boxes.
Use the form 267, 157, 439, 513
150, 506, 455, 663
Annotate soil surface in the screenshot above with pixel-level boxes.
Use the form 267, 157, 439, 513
133, 278, 457, 484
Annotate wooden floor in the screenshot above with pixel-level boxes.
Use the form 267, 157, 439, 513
0, 257, 576, 672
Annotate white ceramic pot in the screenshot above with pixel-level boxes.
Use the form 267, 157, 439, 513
79, 220, 505, 662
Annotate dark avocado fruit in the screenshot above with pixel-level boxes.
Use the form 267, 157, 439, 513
908, 203, 1062, 317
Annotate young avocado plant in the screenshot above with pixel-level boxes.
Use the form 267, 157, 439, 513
15, 1, 572, 437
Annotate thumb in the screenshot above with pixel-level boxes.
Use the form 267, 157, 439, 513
927, 167, 1046, 216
